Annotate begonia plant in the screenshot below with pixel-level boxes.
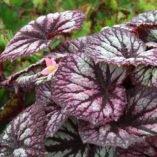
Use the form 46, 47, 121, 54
0, 9, 157, 157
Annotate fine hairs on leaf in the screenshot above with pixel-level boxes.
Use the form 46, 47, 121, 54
1, 9, 157, 157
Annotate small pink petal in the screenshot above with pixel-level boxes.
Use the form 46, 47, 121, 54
50, 58, 58, 67
45, 58, 53, 67
41, 68, 50, 75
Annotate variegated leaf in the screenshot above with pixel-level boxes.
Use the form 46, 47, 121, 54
52, 53, 127, 125
45, 118, 116, 157
86, 27, 157, 66
101, 24, 135, 32
130, 10, 157, 25
117, 136, 157, 157
0, 10, 85, 62
49, 36, 90, 55
133, 25, 157, 48
79, 86, 157, 148
0, 59, 45, 91
131, 65, 157, 87
36, 82, 67, 138
129, 10, 157, 47
0, 103, 46, 157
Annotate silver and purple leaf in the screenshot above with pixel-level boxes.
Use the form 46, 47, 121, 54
79, 86, 157, 148
45, 104, 68, 138
101, 24, 135, 32
132, 25, 157, 48
86, 27, 157, 66
130, 10, 157, 25
0, 103, 46, 157
0, 59, 45, 91
52, 53, 127, 125
129, 10, 157, 47
36, 82, 67, 138
35, 81, 53, 105
131, 65, 157, 87
0, 10, 85, 62
117, 136, 157, 157
49, 36, 88, 55
45, 118, 116, 157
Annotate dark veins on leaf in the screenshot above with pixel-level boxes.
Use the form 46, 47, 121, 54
45, 118, 115, 157
131, 65, 157, 87
131, 24, 157, 48
128, 10, 157, 48
52, 53, 126, 125
86, 27, 157, 66
117, 136, 157, 157
0, 59, 45, 91
78, 86, 157, 148
110, 86, 157, 131
130, 10, 157, 24
0, 10, 85, 62
50, 36, 89, 55
0, 103, 46, 157
35, 81, 68, 138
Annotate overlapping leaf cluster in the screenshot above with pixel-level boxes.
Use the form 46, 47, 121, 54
0, 9, 157, 157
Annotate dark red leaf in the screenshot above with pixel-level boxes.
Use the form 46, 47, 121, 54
0, 94, 24, 124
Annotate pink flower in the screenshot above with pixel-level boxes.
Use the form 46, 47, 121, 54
41, 58, 58, 75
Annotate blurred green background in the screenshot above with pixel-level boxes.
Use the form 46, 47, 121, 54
0, 0, 157, 131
